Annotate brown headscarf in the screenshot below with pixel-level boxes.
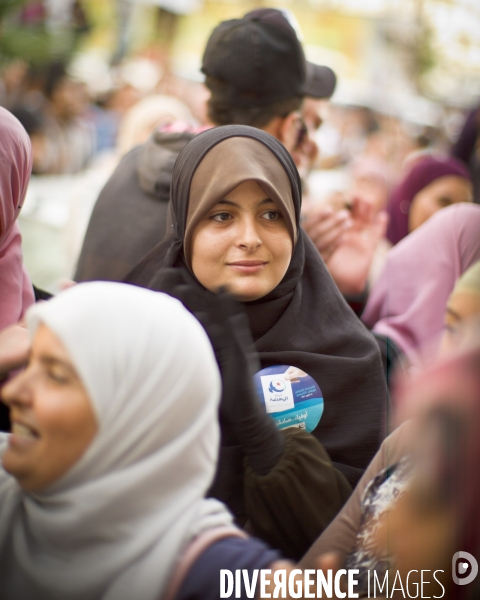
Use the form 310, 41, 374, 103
183, 137, 297, 265
126, 125, 387, 486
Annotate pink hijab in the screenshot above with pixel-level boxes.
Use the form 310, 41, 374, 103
0, 107, 35, 331
362, 203, 480, 364
386, 155, 471, 245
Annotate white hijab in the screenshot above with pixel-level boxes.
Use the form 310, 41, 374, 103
0, 282, 232, 600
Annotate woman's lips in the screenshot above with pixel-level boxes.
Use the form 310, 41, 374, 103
9, 420, 40, 448
227, 260, 268, 274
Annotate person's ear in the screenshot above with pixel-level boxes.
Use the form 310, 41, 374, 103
277, 112, 299, 153
262, 113, 298, 152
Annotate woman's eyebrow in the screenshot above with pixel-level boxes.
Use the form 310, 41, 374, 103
216, 197, 274, 207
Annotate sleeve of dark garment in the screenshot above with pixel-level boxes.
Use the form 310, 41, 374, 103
33, 285, 53, 302
299, 423, 413, 570
244, 428, 352, 561
208, 443, 247, 525
174, 536, 280, 600
74, 146, 169, 283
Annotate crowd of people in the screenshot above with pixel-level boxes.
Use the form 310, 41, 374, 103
0, 6, 480, 600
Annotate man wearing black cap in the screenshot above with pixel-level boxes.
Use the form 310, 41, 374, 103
75, 8, 337, 283
202, 8, 336, 147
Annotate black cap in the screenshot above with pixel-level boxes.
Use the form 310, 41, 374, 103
202, 8, 336, 108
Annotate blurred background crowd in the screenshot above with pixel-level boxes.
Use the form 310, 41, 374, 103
1, 0, 479, 293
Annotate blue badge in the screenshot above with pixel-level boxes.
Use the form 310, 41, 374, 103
254, 365, 324, 433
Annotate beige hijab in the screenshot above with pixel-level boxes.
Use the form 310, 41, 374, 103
183, 137, 297, 265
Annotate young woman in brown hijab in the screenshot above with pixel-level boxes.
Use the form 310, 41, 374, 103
126, 125, 387, 557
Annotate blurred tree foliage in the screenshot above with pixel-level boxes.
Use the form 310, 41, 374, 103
381, 16, 437, 95
0, 0, 27, 19
414, 21, 436, 85
0, 0, 88, 67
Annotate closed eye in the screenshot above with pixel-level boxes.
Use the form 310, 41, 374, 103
46, 369, 69, 384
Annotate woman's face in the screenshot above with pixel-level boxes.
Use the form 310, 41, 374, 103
191, 180, 293, 301
440, 291, 480, 355
409, 175, 473, 232
1, 324, 97, 492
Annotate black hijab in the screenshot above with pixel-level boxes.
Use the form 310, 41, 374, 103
126, 125, 387, 485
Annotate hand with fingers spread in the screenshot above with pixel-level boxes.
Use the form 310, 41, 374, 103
301, 204, 353, 261
324, 197, 388, 296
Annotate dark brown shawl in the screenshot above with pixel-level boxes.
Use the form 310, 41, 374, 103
126, 125, 387, 485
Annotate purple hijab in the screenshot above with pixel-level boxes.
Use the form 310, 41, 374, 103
363, 203, 480, 366
0, 107, 34, 331
387, 155, 471, 245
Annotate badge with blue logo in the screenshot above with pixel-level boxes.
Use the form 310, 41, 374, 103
254, 365, 324, 433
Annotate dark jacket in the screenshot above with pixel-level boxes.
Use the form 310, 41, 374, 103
75, 131, 195, 282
